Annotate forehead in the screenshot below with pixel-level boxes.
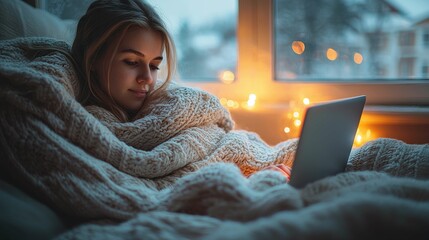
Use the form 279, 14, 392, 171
117, 26, 164, 56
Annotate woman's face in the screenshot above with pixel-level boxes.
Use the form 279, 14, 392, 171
95, 27, 164, 114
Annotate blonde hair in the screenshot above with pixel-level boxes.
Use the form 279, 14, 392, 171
72, 0, 176, 122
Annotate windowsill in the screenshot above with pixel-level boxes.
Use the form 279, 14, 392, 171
226, 103, 429, 145
228, 103, 429, 124
362, 105, 429, 125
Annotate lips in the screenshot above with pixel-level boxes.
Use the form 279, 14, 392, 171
129, 89, 148, 98
129, 84, 150, 98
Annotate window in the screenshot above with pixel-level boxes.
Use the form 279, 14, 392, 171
146, 0, 238, 82
423, 63, 429, 77
274, 0, 425, 81
38, 0, 429, 106
398, 58, 415, 77
399, 31, 416, 47
38, 0, 92, 19
424, 31, 429, 48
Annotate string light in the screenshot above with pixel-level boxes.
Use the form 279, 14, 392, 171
294, 119, 302, 127
220, 95, 374, 147
303, 98, 310, 105
283, 97, 309, 137
284, 127, 291, 133
291, 41, 305, 55
326, 48, 338, 61
354, 52, 363, 64
220, 94, 256, 110
247, 93, 257, 108
293, 111, 299, 118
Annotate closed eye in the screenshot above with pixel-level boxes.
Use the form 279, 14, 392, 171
124, 60, 138, 66
150, 65, 160, 71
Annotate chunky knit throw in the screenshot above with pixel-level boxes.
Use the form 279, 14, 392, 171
85, 83, 298, 183
1, 38, 429, 239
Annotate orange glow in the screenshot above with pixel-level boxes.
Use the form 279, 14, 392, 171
353, 127, 375, 147
291, 41, 305, 55
220, 70, 235, 84
326, 48, 338, 61
354, 52, 363, 64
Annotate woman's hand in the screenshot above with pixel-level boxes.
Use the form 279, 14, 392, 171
260, 164, 292, 182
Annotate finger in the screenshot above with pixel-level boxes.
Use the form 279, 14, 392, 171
276, 164, 292, 175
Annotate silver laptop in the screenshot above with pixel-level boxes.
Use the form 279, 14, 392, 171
288, 95, 366, 188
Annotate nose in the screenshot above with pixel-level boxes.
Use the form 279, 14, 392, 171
136, 65, 153, 85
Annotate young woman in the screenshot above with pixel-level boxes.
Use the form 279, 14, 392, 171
71, 0, 176, 122
71, 0, 291, 181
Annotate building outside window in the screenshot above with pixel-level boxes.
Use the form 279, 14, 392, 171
423, 31, 429, 47
423, 63, 429, 77
399, 31, 416, 46
398, 57, 415, 77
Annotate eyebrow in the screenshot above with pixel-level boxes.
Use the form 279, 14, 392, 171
120, 48, 163, 61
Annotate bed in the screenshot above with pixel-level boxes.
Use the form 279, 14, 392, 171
1, 1, 429, 239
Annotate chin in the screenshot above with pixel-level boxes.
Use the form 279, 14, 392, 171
128, 104, 144, 113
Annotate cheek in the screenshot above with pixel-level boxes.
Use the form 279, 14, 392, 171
151, 71, 158, 85
95, 68, 109, 92
109, 67, 134, 88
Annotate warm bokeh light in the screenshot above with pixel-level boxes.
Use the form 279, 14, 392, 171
248, 93, 256, 101
294, 119, 301, 127
247, 93, 257, 108
291, 41, 305, 55
219, 70, 235, 84
226, 99, 235, 108
293, 111, 299, 118
221, 95, 377, 147
353, 127, 375, 147
303, 98, 310, 105
284, 127, 291, 133
354, 52, 363, 64
326, 48, 338, 61
221, 95, 256, 110
355, 134, 363, 145
366, 129, 371, 138
283, 98, 311, 137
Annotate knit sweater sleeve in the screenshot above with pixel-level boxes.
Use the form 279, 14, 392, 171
86, 86, 234, 151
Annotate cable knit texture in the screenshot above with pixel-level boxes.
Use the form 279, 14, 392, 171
1, 38, 429, 239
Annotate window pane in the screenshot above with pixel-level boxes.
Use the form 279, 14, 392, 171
40, 0, 92, 19
147, 0, 238, 82
274, 0, 429, 81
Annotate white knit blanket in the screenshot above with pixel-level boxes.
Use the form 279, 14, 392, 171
1, 38, 429, 239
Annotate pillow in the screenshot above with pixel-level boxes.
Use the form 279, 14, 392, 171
0, 180, 66, 240
0, 0, 77, 44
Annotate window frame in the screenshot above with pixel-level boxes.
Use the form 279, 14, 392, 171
188, 0, 429, 106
